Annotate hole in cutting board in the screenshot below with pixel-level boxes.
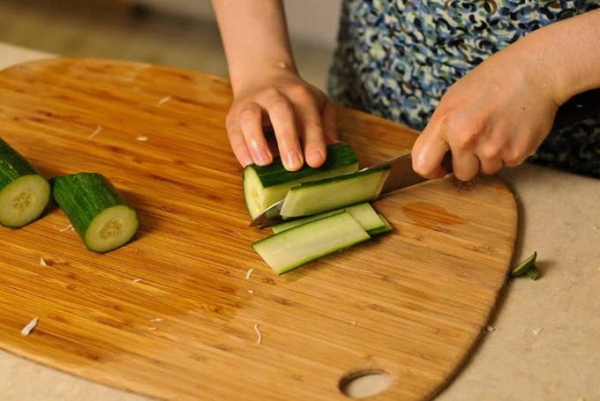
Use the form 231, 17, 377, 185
338, 369, 391, 398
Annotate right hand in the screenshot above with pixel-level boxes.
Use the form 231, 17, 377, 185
226, 69, 338, 171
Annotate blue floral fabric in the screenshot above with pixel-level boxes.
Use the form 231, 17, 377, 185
328, 0, 600, 177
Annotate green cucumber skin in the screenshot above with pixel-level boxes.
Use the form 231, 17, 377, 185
248, 142, 359, 188
51, 173, 138, 249
0, 138, 41, 188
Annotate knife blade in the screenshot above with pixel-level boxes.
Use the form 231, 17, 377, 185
249, 152, 452, 228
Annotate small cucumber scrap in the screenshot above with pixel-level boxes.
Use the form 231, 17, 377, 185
510, 251, 539, 280
253, 211, 371, 275
279, 166, 390, 218
272, 202, 392, 236
52, 172, 139, 253
0, 138, 50, 228
243, 142, 359, 219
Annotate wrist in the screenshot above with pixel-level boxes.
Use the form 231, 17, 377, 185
515, 10, 600, 105
229, 59, 299, 97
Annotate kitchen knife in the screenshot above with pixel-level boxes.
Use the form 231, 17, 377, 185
249, 152, 452, 228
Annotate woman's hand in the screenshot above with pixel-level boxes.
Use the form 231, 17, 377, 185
226, 70, 337, 171
412, 9, 600, 181
411, 48, 559, 181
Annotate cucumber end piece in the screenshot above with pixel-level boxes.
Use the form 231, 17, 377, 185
0, 175, 50, 228
510, 251, 538, 277
84, 205, 139, 253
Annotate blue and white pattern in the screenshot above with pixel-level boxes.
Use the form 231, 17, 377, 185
328, 0, 600, 177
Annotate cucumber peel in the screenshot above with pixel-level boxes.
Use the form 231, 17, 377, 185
0, 138, 51, 228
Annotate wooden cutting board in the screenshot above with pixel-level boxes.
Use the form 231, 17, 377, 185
0, 58, 517, 401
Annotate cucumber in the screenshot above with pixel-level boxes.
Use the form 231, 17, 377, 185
0, 138, 50, 228
244, 142, 359, 219
510, 251, 539, 279
253, 211, 371, 275
279, 166, 390, 218
370, 213, 393, 236
271, 202, 392, 236
51, 172, 139, 253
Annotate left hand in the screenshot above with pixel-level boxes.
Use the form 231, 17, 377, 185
411, 47, 560, 181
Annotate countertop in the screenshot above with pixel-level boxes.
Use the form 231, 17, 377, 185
1, 43, 598, 401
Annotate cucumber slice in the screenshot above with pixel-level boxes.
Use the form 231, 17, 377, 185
271, 202, 392, 236
0, 138, 50, 228
52, 172, 139, 253
243, 142, 359, 219
253, 211, 371, 275
279, 166, 390, 218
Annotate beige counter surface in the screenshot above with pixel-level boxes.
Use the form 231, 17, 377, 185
1, 43, 598, 401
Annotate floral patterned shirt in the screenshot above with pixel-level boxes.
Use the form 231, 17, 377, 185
328, 0, 600, 177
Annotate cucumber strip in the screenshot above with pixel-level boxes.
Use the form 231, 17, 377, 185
271, 202, 391, 236
243, 142, 359, 219
51, 172, 139, 253
0, 138, 50, 228
279, 166, 390, 218
369, 213, 393, 236
253, 211, 371, 275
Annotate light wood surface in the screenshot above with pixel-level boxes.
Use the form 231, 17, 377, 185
0, 58, 517, 401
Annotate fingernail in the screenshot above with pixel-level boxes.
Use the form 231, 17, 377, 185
284, 150, 302, 171
254, 150, 271, 166
306, 148, 325, 167
240, 156, 253, 167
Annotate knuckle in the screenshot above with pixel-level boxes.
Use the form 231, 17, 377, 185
478, 144, 501, 161
436, 113, 483, 150
288, 85, 316, 103
237, 104, 261, 125
259, 87, 281, 99
268, 97, 293, 115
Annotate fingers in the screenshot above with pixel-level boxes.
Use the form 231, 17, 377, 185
412, 126, 453, 179
227, 83, 334, 171
227, 103, 269, 167
301, 99, 338, 168
266, 95, 303, 171
413, 119, 501, 181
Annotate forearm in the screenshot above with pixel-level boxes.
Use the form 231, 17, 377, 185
509, 9, 600, 105
211, 0, 297, 96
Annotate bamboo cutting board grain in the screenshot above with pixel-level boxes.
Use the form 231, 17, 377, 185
0, 58, 517, 401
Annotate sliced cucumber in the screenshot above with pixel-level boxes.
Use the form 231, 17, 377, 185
279, 166, 390, 218
244, 142, 359, 219
369, 213, 393, 236
253, 211, 371, 275
0, 138, 50, 228
271, 202, 392, 236
510, 251, 538, 279
51, 172, 139, 253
